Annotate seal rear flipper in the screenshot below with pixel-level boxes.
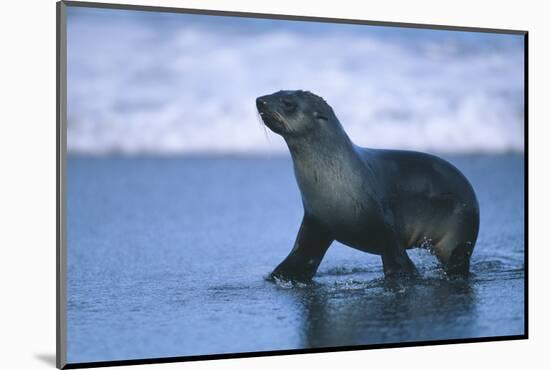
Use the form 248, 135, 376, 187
269, 214, 333, 283
432, 206, 479, 278
443, 241, 474, 278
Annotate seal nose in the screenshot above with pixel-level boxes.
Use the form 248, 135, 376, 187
256, 97, 268, 110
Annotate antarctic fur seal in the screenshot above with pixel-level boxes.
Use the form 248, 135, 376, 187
256, 90, 479, 282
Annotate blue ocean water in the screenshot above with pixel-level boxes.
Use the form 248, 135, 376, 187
66, 154, 524, 364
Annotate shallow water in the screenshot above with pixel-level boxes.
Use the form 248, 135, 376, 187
66, 154, 525, 363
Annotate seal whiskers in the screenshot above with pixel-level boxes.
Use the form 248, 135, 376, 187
256, 112, 271, 141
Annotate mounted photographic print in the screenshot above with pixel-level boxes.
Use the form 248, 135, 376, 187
56, 1, 528, 368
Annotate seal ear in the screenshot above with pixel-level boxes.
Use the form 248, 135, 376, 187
313, 111, 329, 121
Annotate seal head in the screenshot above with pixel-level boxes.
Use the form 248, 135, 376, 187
256, 90, 337, 137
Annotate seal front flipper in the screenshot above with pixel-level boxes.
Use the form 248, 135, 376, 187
269, 214, 333, 283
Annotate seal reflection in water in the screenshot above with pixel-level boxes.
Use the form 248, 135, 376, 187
256, 90, 480, 282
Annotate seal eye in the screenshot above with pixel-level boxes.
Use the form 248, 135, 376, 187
314, 111, 329, 121
281, 98, 296, 112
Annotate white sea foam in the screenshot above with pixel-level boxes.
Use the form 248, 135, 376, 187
67, 9, 524, 155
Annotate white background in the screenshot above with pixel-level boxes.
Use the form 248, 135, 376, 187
0, 0, 547, 369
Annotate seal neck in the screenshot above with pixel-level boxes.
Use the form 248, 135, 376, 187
284, 123, 358, 170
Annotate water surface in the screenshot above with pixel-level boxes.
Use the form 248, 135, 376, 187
67, 154, 525, 363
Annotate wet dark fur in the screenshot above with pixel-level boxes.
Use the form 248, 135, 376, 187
257, 90, 480, 282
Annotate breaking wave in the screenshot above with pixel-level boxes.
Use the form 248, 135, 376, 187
67, 7, 525, 155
